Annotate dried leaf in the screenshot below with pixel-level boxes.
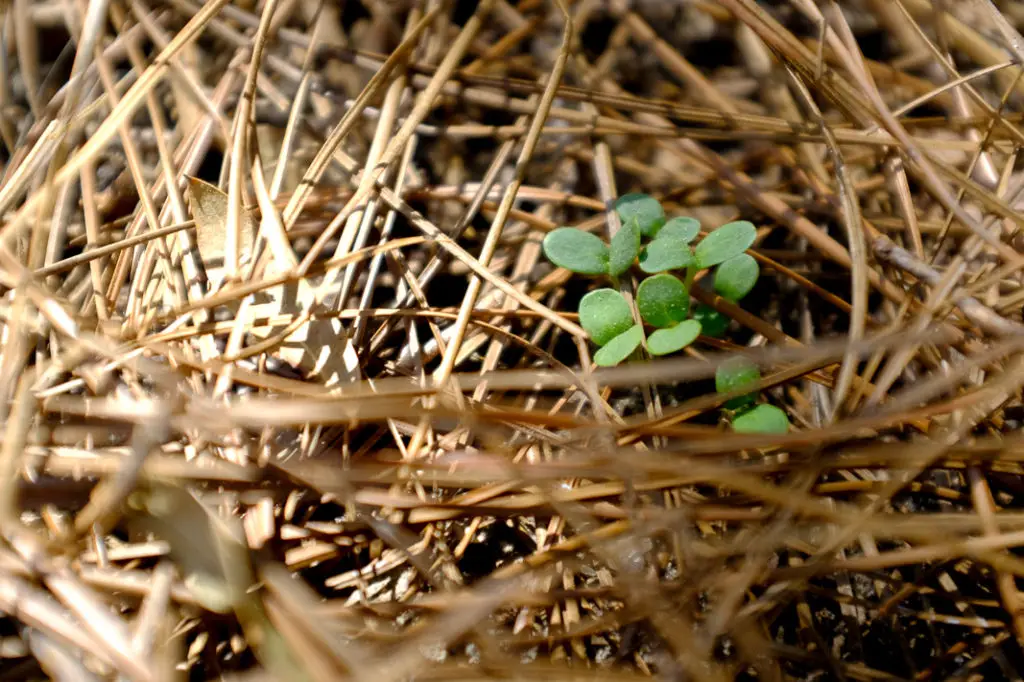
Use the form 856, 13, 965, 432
186, 177, 360, 386
127, 482, 311, 681
186, 176, 258, 274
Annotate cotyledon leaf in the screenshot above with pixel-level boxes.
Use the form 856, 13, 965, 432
578, 288, 634, 346
593, 324, 644, 367
647, 319, 701, 356
636, 274, 689, 328
732, 404, 790, 434
694, 220, 757, 269
608, 217, 641, 276
714, 253, 759, 302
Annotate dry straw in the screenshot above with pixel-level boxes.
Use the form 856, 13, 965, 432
2, 0, 1024, 680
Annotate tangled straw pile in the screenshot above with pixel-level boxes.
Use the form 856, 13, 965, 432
6, 0, 1024, 679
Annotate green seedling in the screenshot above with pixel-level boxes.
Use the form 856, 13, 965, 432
578, 288, 643, 367
609, 216, 642, 277
542, 196, 762, 360
732, 404, 790, 434
694, 220, 757, 269
614, 193, 665, 238
637, 274, 689, 328
692, 304, 729, 338
542, 193, 787, 431
714, 357, 791, 434
594, 323, 644, 367
714, 252, 759, 302
647, 320, 701, 357
542, 228, 610, 275
715, 356, 759, 411
637, 274, 698, 356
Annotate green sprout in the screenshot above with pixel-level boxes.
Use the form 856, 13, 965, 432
541, 193, 788, 433
577, 288, 644, 367
715, 356, 791, 434
614, 193, 665, 238
715, 356, 759, 411
733, 404, 790, 434
692, 304, 729, 338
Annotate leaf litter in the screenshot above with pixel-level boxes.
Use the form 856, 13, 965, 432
2, 1, 1024, 681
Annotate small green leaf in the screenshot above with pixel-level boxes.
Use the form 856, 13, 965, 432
593, 324, 643, 367
693, 304, 729, 337
578, 288, 633, 346
732, 404, 790, 434
714, 253, 759, 302
637, 274, 689, 328
615, 193, 665, 238
638, 240, 693, 274
715, 356, 760, 410
694, 220, 757, 269
608, 217, 641, 277
543, 228, 609, 275
655, 216, 700, 243
648, 320, 701, 356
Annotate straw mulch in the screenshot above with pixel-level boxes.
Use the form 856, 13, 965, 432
3, 0, 1024, 680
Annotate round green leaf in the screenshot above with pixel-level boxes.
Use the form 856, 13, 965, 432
715, 356, 760, 410
543, 228, 609, 275
714, 253, 759, 302
593, 324, 643, 367
694, 220, 757, 269
732, 404, 790, 434
638, 240, 693, 274
647, 319, 701, 356
637, 274, 689, 328
578, 288, 633, 346
655, 216, 700, 243
693, 304, 729, 337
608, 217, 642, 277
615, 193, 665, 238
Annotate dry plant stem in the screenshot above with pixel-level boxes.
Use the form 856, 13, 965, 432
827, 3, 1022, 266
129, 0, 233, 140
932, 0, 999, 189
0, 372, 36, 524
38, 0, 111, 275
129, 561, 173, 659
93, 52, 187, 315
882, 155, 924, 257
785, 66, 867, 419
335, 45, 1024, 150
294, 2, 487, 273
224, 0, 282, 281
722, 0, 1021, 259
370, 113, 525, 358
0, 0, 234, 249
872, 238, 1020, 335
278, 8, 440, 241
102, 50, 240, 313
7, 2, 1024, 679
765, 354, 1024, 617
312, 152, 586, 338
12, 0, 41, 118
0, 572, 117, 671
332, 7, 424, 313
430, 7, 569, 390
78, 161, 108, 319
121, 34, 206, 313
727, 2, 1020, 338
968, 467, 1024, 646
352, 138, 417, 346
